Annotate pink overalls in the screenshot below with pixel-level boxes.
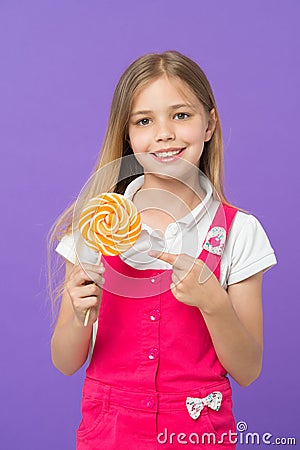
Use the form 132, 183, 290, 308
77, 202, 238, 449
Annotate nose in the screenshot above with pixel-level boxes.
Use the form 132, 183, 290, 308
155, 121, 175, 142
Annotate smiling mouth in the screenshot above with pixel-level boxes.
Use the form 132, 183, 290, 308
151, 148, 186, 159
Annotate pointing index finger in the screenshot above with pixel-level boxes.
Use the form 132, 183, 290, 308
148, 250, 188, 270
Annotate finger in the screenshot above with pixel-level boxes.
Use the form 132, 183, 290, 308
170, 282, 180, 297
72, 283, 103, 303
74, 262, 105, 277
72, 266, 105, 286
148, 250, 189, 270
82, 273, 105, 287
171, 271, 182, 286
148, 250, 177, 265
79, 283, 102, 298
74, 296, 100, 312
91, 273, 105, 287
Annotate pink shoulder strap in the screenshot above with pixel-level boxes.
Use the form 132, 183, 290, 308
199, 203, 238, 282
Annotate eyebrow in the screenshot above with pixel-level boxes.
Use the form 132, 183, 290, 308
130, 103, 197, 118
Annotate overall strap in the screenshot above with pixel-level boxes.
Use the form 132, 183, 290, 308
199, 203, 238, 282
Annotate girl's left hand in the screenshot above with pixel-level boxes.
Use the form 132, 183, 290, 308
148, 250, 226, 313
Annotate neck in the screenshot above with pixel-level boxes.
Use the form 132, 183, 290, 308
133, 171, 205, 220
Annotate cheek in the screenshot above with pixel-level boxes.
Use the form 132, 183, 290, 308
129, 130, 149, 154
181, 125, 206, 144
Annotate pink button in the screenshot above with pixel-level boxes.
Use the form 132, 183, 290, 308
149, 309, 161, 321
148, 347, 159, 360
145, 396, 155, 408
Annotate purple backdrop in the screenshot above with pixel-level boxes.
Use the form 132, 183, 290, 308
1, 1, 299, 448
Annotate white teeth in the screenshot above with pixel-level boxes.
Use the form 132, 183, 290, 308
155, 149, 182, 158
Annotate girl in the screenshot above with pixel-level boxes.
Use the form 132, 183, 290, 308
49, 51, 277, 449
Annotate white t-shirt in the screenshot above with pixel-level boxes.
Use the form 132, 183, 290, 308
55, 172, 277, 290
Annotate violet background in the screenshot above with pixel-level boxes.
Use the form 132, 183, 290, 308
1, 1, 299, 449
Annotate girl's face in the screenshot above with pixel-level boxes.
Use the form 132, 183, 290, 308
128, 75, 216, 182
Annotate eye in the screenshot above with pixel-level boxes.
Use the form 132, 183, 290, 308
136, 118, 151, 126
174, 112, 190, 120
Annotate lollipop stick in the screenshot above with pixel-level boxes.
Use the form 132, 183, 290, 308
84, 308, 90, 327
83, 252, 102, 327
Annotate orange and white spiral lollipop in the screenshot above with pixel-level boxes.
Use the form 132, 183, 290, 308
79, 193, 142, 325
79, 193, 142, 255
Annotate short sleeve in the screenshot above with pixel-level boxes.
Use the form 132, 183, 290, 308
226, 213, 277, 286
55, 229, 101, 265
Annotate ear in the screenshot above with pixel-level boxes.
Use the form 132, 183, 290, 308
204, 108, 217, 142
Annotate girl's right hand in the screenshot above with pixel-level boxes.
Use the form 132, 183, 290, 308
65, 262, 105, 326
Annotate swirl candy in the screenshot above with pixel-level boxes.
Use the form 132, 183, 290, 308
79, 193, 142, 256
79, 193, 141, 326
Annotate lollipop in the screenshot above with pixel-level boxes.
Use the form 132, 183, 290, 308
79, 193, 142, 325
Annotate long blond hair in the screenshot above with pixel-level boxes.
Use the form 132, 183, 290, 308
47, 50, 246, 310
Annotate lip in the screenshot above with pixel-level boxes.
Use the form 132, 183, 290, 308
150, 147, 186, 162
